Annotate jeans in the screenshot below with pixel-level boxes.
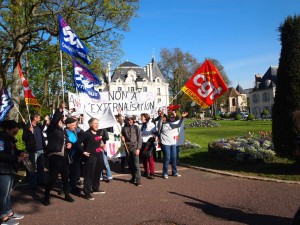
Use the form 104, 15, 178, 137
128, 151, 141, 181
161, 144, 177, 176
100, 151, 112, 179
28, 150, 45, 186
83, 154, 103, 194
176, 145, 181, 163
0, 175, 14, 219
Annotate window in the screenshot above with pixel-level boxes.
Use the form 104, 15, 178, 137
262, 92, 270, 102
130, 87, 135, 92
231, 98, 236, 106
252, 94, 260, 103
143, 87, 147, 92
157, 88, 161, 95
118, 87, 122, 91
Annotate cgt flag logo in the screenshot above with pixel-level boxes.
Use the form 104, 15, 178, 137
181, 60, 228, 108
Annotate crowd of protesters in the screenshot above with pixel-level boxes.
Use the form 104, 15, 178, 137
0, 103, 187, 225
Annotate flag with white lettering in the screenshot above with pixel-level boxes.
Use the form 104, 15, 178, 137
181, 60, 228, 108
0, 88, 14, 122
73, 59, 102, 100
58, 14, 91, 65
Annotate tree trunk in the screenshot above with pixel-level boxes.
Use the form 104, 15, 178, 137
9, 61, 22, 121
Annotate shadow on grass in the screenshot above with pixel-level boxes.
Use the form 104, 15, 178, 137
180, 150, 300, 180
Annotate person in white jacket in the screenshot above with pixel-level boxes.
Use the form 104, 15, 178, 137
140, 113, 156, 179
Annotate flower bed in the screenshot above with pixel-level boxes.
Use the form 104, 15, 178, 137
185, 120, 220, 128
208, 132, 276, 163
181, 140, 201, 149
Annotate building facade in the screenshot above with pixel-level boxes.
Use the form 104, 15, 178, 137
105, 58, 169, 108
220, 86, 248, 113
249, 66, 278, 118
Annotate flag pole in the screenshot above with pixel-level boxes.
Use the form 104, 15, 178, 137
60, 50, 65, 102
25, 103, 32, 125
14, 105, 25, 122
169, 90, 182, 105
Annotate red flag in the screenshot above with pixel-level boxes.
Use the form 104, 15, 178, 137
181, 60, 228, 108
18, 63, 40, 106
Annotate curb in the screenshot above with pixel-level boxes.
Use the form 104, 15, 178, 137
180, 163, 300, 185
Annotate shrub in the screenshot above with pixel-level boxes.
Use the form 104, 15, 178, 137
247, 113, 255, 120
214, 115, 221, 120
235, 114, 242, 120
224, 113, 230, 119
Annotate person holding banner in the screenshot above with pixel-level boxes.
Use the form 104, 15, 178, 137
76, 118, 106, 200
0, 120, 27, 225
157, 110, 188, 179
43, 103, 74, 206
121, 115, 142, 186
140, 113, 156, 179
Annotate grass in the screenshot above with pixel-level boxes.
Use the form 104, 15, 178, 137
181, 119, 300, 181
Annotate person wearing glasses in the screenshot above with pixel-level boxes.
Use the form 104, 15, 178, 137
157, 110, 188, 179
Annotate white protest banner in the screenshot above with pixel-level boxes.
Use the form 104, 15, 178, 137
79, 91, 155, 115
83, 107, 117, 131
68, 92, 82, 112
106, 132, 126, 158
170, 119, 185, 146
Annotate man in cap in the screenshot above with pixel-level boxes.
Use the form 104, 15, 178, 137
121, 115, 142, 186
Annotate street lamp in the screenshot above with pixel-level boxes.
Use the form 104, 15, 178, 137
135, 76, 143, 92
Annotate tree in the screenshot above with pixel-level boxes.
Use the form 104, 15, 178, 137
158, 48, 200, 105
272, 15, 300, 158
0, 0, 139, 120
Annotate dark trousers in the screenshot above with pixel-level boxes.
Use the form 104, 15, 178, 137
69, 153, 81, 190
83, 154, 103, 194
128, 151, 141, 181
45, 155, 70, 197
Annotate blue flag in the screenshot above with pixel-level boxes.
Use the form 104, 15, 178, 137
73, 59, 102, 100
58, 14, 91, 65
0, 88, 14, 122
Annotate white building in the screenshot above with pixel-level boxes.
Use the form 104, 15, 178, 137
220, 86, 248, 113
106, 58, 169, 107
249, 66, 278, 118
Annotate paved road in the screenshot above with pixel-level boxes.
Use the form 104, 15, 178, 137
11, 162, 300, 225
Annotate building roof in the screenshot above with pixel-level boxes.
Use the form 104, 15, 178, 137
110, 61, 149, 82
224, 87, 242, 98
236, 84, 244, 93
252, 66, 278, 91
110, 58, 166, 83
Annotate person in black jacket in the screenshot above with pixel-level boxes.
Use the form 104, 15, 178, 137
76, 118, 106, 200
0, 120, 26, 225
22, 113, 46, 190
43, 103, 74, 206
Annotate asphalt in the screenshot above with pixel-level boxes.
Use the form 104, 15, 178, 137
10, 161, 300, 225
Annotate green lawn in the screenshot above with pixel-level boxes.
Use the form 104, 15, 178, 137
181, 119, 300, 181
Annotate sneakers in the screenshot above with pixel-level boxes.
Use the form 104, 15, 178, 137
1, 218, 19, 225
173, 173, 181, 177
163, 174, 169, 179
147, 174, 154, 179
135, 180, 142, 186
9, 213, 24, 220
92, 189, 106, 194
85, 194, 95, 200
